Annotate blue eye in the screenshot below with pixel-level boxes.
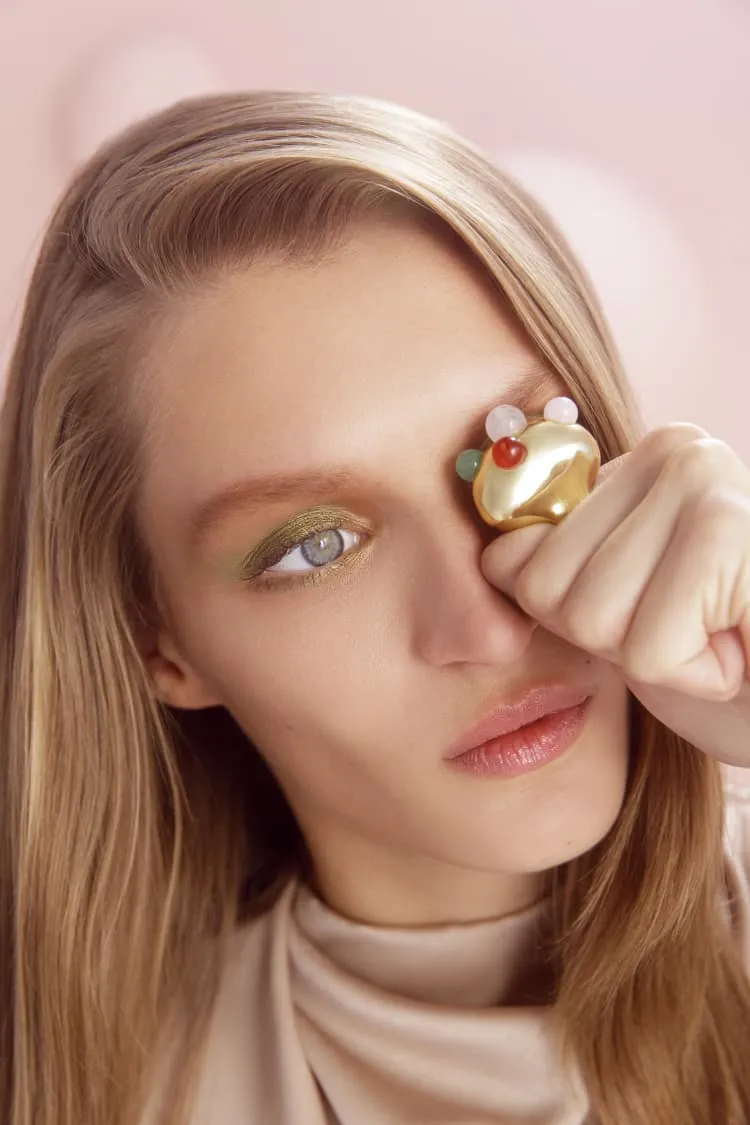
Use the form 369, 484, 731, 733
265, 528, 363, 574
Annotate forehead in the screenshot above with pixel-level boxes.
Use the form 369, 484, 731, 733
137, 218, 548, 521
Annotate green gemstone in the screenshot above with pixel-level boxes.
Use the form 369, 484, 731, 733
455, 448, 483, 482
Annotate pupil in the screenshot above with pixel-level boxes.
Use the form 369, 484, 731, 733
300, 529, 345, 567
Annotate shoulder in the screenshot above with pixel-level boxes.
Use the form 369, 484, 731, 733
190, 881, 300, 1119
142, 881, 301, 1125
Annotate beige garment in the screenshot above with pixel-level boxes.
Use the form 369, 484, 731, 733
175, 768, 750, 1125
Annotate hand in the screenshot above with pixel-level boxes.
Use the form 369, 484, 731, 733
480, 424, 750, 767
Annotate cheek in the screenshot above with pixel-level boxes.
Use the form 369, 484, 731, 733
186, 584, 404, 759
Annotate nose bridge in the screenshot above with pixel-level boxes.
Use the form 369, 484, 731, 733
406, 506, 534, 668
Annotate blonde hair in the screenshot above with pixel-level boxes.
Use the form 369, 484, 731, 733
1, 91, 749, 1125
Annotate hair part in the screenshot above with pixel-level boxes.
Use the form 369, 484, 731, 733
1, 90, 749, 1125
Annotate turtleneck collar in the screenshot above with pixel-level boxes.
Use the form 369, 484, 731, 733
292, 880, 554, 1007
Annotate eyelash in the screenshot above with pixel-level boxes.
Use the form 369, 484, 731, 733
241, 521, 371, 592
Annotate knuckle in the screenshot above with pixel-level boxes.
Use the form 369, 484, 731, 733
514, 566, 557, 618
556, 593, 587, 641
638, 422, 709, 465
658, 436, 734, 495
480, 541, 504, 585
684, 486, 746, 542
558, 594, 622, 654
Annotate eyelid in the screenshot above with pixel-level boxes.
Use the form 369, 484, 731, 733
252, 535, 371, 592
236, 506, 372, 580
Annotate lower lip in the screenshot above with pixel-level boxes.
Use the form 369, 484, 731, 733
446, 701, 590, 777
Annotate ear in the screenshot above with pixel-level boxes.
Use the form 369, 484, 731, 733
141, 629, 223, 711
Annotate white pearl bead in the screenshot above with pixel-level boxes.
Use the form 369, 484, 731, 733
485, 404, 527, 441
544, 396, 578, 425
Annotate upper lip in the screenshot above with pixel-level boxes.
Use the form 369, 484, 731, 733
444, 682, 594, 760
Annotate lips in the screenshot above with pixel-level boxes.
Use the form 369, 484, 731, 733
444, 682, 594, 761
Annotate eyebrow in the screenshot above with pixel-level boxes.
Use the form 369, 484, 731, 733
187, 365, 556, 548
188, 466, 364, 547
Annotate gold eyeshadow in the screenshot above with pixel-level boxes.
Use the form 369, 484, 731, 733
228, 505, 373, 589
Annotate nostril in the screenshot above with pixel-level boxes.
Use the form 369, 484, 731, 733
492, 437, 527, 469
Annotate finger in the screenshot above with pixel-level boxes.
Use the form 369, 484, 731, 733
496, 425, 703, 616
631, 629, 746, 700
551, 470, 683, 655
550, 439, 741, 652
480, 523, 552, 597
562, 446, 750, 674
621, 496, 750, 697
479, 456, 642, 601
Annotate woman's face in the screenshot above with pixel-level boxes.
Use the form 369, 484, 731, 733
136, 213, 630, 925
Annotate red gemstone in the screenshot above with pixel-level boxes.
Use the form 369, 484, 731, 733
492, 437, 527, 469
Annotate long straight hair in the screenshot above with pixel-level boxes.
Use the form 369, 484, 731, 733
1, 91, 749, 1125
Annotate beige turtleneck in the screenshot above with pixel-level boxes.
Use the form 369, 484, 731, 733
157, 767, 750, 1125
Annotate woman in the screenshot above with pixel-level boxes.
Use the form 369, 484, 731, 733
1, 91, 749, 1125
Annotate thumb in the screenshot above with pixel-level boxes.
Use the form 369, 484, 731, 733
628, 629, 747, 702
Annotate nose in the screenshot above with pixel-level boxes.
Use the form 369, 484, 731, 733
408, 522, 536, 669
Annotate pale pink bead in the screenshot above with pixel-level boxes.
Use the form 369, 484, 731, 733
543, 396, 578, 425
485, 404, 527, 442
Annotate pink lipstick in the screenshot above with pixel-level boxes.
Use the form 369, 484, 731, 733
445, 684, 592, 778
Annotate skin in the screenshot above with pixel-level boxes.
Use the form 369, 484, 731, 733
483, 430, 750, 766
134, 213, 640, 927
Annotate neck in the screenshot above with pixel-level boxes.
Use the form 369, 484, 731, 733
304, 826, 547, 927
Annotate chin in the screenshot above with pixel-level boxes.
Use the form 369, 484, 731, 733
516, 798, 624, 873
507, 698, 630, 872
436, 731, 630, 877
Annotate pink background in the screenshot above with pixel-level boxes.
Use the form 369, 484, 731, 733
1, 0, 748, 452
